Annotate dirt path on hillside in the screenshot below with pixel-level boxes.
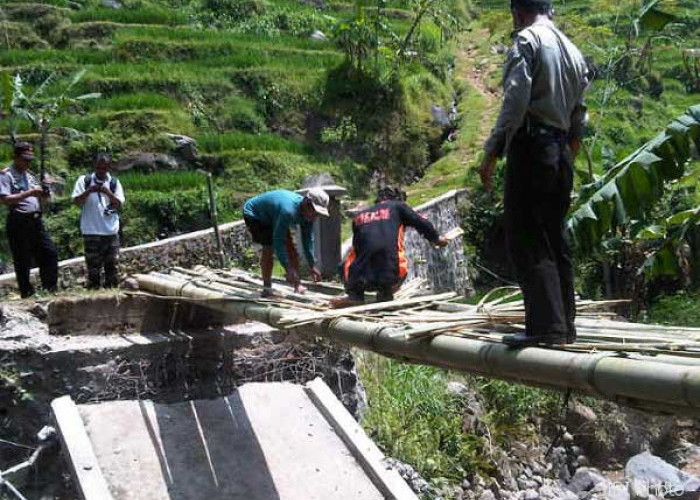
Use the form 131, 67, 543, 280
458, 39, 499, 106
456, 29, 500, 149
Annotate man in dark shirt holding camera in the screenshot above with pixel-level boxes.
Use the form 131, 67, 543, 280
0, 142, 58, 298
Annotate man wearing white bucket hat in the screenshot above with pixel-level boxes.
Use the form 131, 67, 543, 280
243, 188, 329, 296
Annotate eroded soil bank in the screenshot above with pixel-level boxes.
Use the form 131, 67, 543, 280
0, 295, 366, 499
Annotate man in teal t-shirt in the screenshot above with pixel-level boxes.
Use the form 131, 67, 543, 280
243, 188, 329, 296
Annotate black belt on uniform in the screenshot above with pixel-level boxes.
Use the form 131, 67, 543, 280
8, 211, 42, 219
524, 115, 567, 138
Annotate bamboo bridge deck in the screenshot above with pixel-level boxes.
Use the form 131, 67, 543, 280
135, 266, 700, 417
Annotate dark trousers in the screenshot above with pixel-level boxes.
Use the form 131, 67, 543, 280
84, 235, 120, 289
6, 212, 58, 298
347, 285, 394, 303
504, 128, 576, 337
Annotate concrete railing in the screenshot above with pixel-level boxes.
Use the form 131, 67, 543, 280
0, 189, 471, 295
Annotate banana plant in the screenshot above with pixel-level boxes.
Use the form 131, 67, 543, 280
636, 206, 700, 280
6, 69, 100, 187
567, 104, 700, 255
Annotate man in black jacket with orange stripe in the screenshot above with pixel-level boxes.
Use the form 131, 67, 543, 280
331, 187, 448, 308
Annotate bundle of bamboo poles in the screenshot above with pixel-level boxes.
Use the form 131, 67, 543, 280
134, 266, 700, 415
134, 266, 700, 357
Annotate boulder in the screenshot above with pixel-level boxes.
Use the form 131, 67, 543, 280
447, 381, 470, 397
114, 153, 181, 173
538, 486, 554, 499
625, 451, 697, 493
517, 478, 538, 490
431, 105, 451, 127
521, 489, 538, 500
101, 0, 122, 8
565, 401, 597, 433
628, 478, 649, 500
567, 467, 607, 494
43, 173, 66, 196
165, 133, 198, 163
478, 490, 496, 500
605, 483, 630, 500
309, 30, 328, 41
383, 458, 434, 496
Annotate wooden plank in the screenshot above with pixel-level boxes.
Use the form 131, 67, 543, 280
51, 396, 115, 500
305, 378, 418, 500
279, 291, 458, 326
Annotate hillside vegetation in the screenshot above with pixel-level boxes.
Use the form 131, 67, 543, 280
0, 0, 470, 263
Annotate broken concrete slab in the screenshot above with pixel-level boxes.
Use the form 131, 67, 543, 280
53, 380, 416, 500
48, 293, 235, 336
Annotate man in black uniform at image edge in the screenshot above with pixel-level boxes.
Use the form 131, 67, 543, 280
330, 187, 448, 308
0, 142, 58, 298
478, 0, 590, 346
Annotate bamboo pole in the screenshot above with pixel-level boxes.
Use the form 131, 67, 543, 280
135, 272, 700, 416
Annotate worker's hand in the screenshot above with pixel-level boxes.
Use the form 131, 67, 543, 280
88, 184, 101, 193
285, 267, 300, 287
310, 266, 322, 283
434, 236, 449, 248
27, 187, 45, 198
569, 139, 582, 159
479, 153, 497, 193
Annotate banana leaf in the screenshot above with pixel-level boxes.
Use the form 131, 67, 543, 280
567, 105, 700, 255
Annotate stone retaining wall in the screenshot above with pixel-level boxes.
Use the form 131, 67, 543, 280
404, 189, 471, 295
0, 190, 471, 296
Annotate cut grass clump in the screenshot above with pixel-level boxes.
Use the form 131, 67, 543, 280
0, 21, 49, 49
0, 48, 113, 66
113, 39, 342, 68
92, 92, 181, 112
113, 26, 326, 50
69, 6, 187, 25
51, 21, 121, 48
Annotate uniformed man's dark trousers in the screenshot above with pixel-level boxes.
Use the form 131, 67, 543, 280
6, 212, 58, 298
504, 127, 575, 338
83, 235, 120, 289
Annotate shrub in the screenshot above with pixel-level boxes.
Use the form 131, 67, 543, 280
44, 204, 83, 260
359, 354, 491, 484
640, 291, 700, 327
475, 377, 560, 444
124, 188, 210, 239
223, 97, 267, 133
202, 0, 264, 21
0, 22, 50, 49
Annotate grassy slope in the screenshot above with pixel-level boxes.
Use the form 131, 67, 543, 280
408, 0, 700, 206
0, 0, 457, 263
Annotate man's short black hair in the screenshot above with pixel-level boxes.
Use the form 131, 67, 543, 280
510, 0, 552, 14
94, 152, 112, 164
376, 186, 406, 204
